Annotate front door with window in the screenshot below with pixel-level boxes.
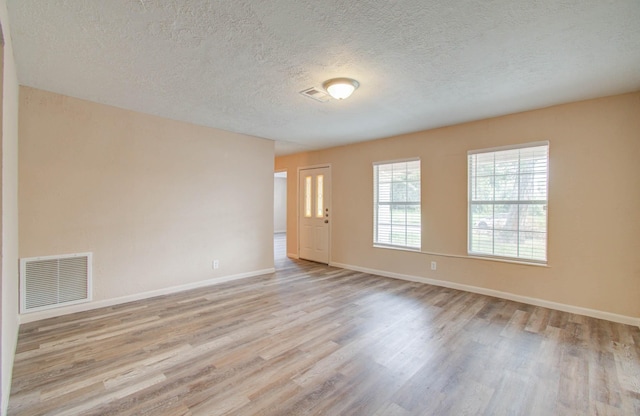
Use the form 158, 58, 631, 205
298, 166, 331, 264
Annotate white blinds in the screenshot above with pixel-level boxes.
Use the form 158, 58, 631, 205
374, 159, 421, 249
468, 143, 549, 262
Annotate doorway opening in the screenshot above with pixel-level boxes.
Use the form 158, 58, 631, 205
274, 171, 287, 267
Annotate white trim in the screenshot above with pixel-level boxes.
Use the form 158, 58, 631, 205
330, 262, 640, 328
466, 253, 547, 266
287, 253, 299, 259
467, 140, 550, 155
373, 244, 421, 253
372, 156, 420, 166
19, 268, 275, 324
377, 246, 550, 267
298, 163, 331, 171
412, 246, 551, 267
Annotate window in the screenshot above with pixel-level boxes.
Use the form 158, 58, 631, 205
316, 175, 324, 218
374, 159, 421, 249
468, 142, 549, 262
304, 176, 312, 217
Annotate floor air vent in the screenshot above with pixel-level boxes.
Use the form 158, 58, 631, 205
20, 252, 92, 313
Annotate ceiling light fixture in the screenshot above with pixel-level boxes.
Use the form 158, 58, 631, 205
322, 78, 360, 100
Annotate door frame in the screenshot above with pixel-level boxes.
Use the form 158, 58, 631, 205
273, 169, 287, 235
297, 164, 332, 264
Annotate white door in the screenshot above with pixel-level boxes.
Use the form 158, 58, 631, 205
299, 166, 331, 264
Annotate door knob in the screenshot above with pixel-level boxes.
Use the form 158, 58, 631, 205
324, 220, 329, 223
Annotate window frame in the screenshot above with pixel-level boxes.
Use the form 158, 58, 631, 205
467, 142, 549, 263
373, 158, 421, 251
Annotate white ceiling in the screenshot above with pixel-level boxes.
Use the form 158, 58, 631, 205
7, 0, 640, 156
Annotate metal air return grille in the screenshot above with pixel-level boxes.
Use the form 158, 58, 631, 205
299, 87, 330, 102
20, 252, 92, 313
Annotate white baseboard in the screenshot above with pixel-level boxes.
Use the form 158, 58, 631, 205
287, 253, 299, 259
19, 268, 276, 324
330, 262, 640, 328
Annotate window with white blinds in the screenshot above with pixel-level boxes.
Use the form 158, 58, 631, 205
374, 159, 421, 249
468, 142, 549, 262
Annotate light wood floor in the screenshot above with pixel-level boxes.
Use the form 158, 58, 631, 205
8, 237, 640, 415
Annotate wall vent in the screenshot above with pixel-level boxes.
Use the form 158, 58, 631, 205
20, 252, 92, 314
299, 87, 331, 102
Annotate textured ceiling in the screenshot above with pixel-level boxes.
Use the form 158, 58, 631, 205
7, 0, 640, 155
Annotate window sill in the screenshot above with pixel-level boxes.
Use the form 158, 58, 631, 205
466, 254, 549, 267
373, 244, 421, 253
373, 245, 549, 267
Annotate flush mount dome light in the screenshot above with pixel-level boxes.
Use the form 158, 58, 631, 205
322, 78, 360, 100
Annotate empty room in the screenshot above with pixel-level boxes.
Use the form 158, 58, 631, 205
1, 1, 639, 415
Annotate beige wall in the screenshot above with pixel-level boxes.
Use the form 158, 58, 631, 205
19, 87, 274, 307
0, 0, 20, 412
276, 92, 640, 320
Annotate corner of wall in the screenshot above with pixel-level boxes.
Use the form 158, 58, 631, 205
0, 0, 21, 413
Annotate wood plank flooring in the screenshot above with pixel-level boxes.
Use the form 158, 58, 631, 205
8, 241, 640, 415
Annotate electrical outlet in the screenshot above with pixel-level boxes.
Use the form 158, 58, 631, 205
431, 261, 437, 271
213, 260, 219, 270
